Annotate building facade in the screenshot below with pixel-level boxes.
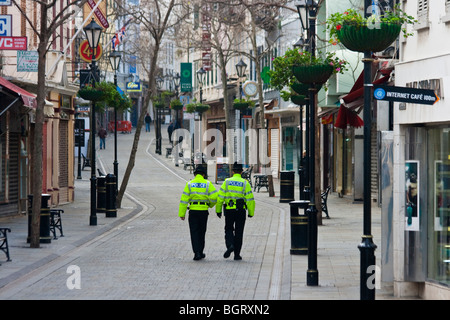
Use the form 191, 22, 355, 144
390, 0, 450, 299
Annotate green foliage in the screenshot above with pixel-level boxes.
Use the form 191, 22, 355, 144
233, 98, 255, 108
269, 49, 348, 98
326, 5, 417, 45
170, 99, 183, 110
77, 81, 132, 112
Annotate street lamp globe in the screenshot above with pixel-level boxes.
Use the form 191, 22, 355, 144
196, 67, 206, 86
109, 50, 122, 72
235, 59, 247, 78
83, 18, 103, 51
174, 72, 181, 88
156, 77, 164, 90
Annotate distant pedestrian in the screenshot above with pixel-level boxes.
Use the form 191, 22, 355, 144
179, 165, 218, 260
216, 162, 255, 260
168, 121, 174, 144
98, 127, 107, 149
145, 113, 152, 132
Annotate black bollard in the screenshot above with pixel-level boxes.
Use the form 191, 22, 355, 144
280, 171, 295, 203
105, 174, 117, 218
289, 200, 309, 255
27, 194, 52, 244
96, 176, 106, 213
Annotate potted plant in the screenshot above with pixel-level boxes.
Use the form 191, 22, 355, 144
327, 5, 416, 52
270, 48, 348, 89
77, 82, 107, 101
185, 103, 210, 114
233, 98, 255, 111
194, 104, 210, 114
170, 99, 183, 111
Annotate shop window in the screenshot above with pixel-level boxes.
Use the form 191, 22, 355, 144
427, 128, 450, 286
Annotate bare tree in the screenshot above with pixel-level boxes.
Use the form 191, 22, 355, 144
12, 0, 87, 248
115, 0, 177, 208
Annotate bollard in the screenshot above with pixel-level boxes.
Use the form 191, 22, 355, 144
289, 200, 309, 255
27, 194, 52, 244
105, 174, 117, 218
96, 176, 106, 213
280, 171, 295, 203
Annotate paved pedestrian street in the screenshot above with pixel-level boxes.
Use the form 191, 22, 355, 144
0, 124, 405, 302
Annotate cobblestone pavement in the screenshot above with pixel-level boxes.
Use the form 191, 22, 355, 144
0, 124, 403, 300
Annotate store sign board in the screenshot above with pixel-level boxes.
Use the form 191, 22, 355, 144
0, 15, 12, 36
17, 50, 38, 72
0, 36, 26, 50
374, 85, 440, 105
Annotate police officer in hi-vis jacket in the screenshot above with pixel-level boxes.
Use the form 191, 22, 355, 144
179, 165, 218, 260
216, 162, 255, 260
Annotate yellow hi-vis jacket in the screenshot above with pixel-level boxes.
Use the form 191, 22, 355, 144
179, 174, 218, 218
216, 174, 255, 217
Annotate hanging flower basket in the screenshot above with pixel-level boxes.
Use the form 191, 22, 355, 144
290, 94, 307, 106
336, 22, 402, 52
77, 87, 105, 101
154, 102, 165, 109
290, 82, 323, 95
233, 102, 249, 111
292, 64, 334, 85
170, 100, 183, 110
195, 104, 210, 113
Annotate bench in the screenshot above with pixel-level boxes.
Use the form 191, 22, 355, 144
321, 186, 331, 219
0, 227, 11, 262
82, 153, 91, 170
166, 147, 172, 158
50, 209, 64, 239
254, 174, 269, 193
241, 166, 253, 188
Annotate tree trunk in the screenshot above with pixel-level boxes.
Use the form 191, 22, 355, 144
30, 9, 49, 248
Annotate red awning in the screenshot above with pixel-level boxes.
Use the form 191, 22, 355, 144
0, 76, 37, 108
341, 71, 391, 105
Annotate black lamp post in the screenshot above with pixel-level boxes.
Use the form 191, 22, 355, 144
293, 36, 307, 201
235, 59, 247, 163
156, 76, 164, 155
173, 72, 180, 126
109, 49, 121, 195
296, 0, 319, 287
196, 67, 206, 105
359, 0, 378, 300
83, 18, 103, 226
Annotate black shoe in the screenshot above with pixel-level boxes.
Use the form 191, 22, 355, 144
201, 253, 206, 259
193, 253, 202, 261
224, 246, 234, 259
234, 254, 242, 261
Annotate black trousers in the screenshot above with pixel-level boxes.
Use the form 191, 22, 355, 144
188, 210, 209, 255
224, 209, 246, 256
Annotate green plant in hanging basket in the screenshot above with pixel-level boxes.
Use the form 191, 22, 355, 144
290, 94, 307, 106
291, 50, 348, 85
327, 6, 417, 52
195, 104, 210, 113
233, 98, 255, 111
77, 83, 106, 101
170, 99, 183, 110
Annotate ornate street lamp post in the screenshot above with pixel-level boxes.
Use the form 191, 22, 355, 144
155, 76, 164, 155
83, 18, 103, 226
109, 49, 121, 195
359, 0, 377, 300
235, 59, 247, 163
296, 0, 319, 287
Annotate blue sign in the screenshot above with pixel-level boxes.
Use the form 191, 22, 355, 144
374, 87, 386, 100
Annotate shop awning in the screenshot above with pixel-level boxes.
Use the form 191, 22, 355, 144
341, 71, 391, 106
0, 76, 37, 109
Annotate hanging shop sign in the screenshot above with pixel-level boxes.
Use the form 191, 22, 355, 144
374, 85, 440, 105
79, 39, 103, 62
0, 36, 26, 50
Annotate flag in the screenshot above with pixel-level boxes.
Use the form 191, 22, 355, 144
321, 114, 333, 125
111, 19, 133, 50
